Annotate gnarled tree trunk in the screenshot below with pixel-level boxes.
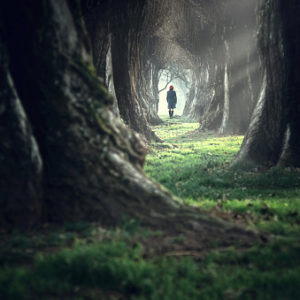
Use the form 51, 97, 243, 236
0, 1, 262, 248
235, 0, 300, 167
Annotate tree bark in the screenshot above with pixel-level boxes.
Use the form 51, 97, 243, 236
1, 0, 171, 225
235, 0, 294, 167
182, 65, 213, 122
0, 0, 263, 248
182, 74, 197, 119
277, 0, 300, 167
143, 62, 162, 125
83, 1, 161, 140
105, 34, 119, 116
152, 65, 160, 115
200, 64, 225, 131
0, 36, 43, 228
83, 4, 110, 81
219, 38, 254, 135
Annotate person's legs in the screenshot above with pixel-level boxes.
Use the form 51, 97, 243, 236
168, 103, 175, 118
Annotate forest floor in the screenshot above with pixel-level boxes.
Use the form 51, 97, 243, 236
1, 116, 300, 299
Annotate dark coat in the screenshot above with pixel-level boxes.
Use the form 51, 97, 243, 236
167, 90, 177, 109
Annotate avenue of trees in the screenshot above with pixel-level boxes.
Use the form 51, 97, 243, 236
0, 0, 299, 236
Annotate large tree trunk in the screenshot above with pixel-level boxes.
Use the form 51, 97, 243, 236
1, 0, 173, 225
0, 0, 262, 247
235, 0, 299, 167
83, 1, 161, 140
218, 0, 261, 135
277, 0, 300, 167
108, 2, 155, 140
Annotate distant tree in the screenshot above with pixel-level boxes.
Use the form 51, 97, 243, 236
158, 65, 191, 94
84, 0, 168, 139
178, 0, 261, 133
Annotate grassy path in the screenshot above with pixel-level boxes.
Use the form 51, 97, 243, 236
0, 116, 300, 299
146, 116, 300, 236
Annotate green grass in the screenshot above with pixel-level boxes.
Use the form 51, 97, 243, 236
145, 116, 300, 236
1, 231, 300, 299
200, 238, 300, 300
1, 116, 300, 299
0, 240, 206, 300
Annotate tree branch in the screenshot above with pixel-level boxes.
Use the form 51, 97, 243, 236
158, 75, 181, 93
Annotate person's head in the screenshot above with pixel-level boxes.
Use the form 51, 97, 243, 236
169, 85, 174, 90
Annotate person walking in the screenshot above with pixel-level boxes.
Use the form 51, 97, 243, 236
166, 85, 177, 118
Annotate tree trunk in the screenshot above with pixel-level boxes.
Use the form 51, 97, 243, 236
111, 30, 155, 140
83, 4, 109, 81
105, 34, 119, 116
0, 37, 43, 228
235, 0, 293, 167
219, 37, 255, 135
277, 0, 300, 167
83, 6, 120, 116
152, 65, 160, 114
182, 65, 213, 122
200, 64, 225, 131
182, 74, 197, 119
0, 0, 263, 248
1, 0, 171, 225
145, 63, 163, 125
137, 57, 162, 126
83, 1, 159, 140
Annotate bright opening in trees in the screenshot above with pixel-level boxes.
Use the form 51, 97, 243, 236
158, 68, 191, 115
